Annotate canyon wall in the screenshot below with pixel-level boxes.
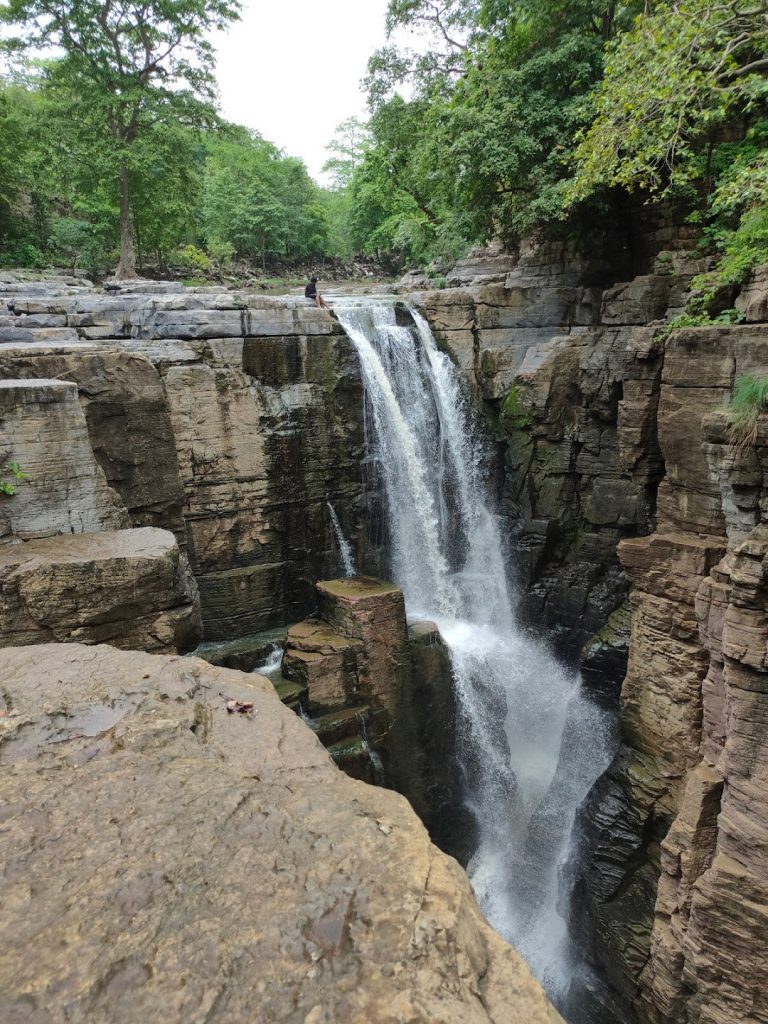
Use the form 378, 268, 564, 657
414, 246, 768, 1023
0, 279, 366, 640
0, 274, 561, 1022
3, 251, 767, 1024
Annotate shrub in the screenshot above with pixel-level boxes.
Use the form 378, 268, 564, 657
0, 240, 46, 269
174, 244, 211, 273
728, 374, 768, 448
206, 239, 234, 269
0, 461, 25, 496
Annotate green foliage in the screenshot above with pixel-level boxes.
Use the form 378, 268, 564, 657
0, 72, 332, 273
569, 1, 768, 202
206, 239, 234, 269
201, 129, 329, 264
728, 374, 768, 447
350, 0, 646, 264
718, 207, 768, 284
501, 385, 533, 428
1, 0, 242, 275
322, 117, 370, 190
175, 244, 211, 273
654, 306, 744, 347
0, 461, 25, 497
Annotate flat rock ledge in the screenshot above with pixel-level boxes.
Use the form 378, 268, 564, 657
0, 644, 561, 1024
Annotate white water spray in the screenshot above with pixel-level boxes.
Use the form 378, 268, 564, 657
327, 501, 356, 577
335, 299, 615, 1001
254, 644, 283, 679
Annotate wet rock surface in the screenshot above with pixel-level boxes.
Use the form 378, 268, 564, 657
568, 331, 768, 1023
0, 643, 561, 1024
281, 580, 465, 843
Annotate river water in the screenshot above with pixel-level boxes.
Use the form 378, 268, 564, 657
334, 299, 616, 1004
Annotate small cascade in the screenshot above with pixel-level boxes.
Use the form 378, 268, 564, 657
335, 298, 617, 1004
327, 501, 356, 577
254, 644, 283, 679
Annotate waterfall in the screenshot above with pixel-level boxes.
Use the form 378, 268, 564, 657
327, 501, 356, 577
335, 299, 616, 1003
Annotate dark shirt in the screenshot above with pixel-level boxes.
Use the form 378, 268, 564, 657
305, 281, 317, 299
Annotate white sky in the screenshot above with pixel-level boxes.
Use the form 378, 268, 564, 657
210, 0, 391, 184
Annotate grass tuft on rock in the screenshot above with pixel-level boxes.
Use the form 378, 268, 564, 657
728, 374, 768, 448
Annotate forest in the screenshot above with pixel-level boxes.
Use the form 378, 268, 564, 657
0, 0, 767, 281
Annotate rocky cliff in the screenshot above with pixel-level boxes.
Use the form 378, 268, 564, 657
412, 245, 768, 1024
0, 277, 366, 640
0, 273, 563, 1023
409, 236, 699, 663
3, 254, 767, 1024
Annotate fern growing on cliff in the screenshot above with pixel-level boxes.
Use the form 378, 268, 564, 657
728, 375, 768, 448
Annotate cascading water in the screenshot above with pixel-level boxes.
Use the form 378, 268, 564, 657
327, 501, 356, 577
334, 298, 617, 1005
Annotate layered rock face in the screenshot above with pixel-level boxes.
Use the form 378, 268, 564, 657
280, 577, 466, 851
410, 239, 699, 661
0, 528, 201, 653
0, 358, 201, 656
411, 248, 768, 1024
0, 277, 365, 639
566, 327, 768, 1024
0, 642, 562, 1024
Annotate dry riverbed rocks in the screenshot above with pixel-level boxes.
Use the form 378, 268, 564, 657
0, 643, 561, 1024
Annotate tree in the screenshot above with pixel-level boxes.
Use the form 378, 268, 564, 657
322, 116, 370, 191
352, 0, 645, 263
202, 128, 329, 265
1, 0, 241, 278
569, 0, 768, 201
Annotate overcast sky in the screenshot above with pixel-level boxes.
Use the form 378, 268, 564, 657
210, 0, 391, 184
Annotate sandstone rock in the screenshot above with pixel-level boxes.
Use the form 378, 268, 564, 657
601, 276, 676, 326
0, 643, 562, 1024
393, 620, 472, 861
0, 528, 201, 653
735, 264, 768, 322
495, 325, 662, 659
569, 320, 768, 1023
656, 327, 768, 534
702, 409, 768, 546
0, 347, 186, 539
317, 577, 411, 715
580, 600, 632, 702
0, 378, 128, 542
0, 325, 79, 343
158, 327, 365, 638
448, 241, 520, 285
282, 617, 364, 708
635, 525, 768, 1024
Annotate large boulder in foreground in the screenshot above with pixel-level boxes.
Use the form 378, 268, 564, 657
0, 644, 561, 1024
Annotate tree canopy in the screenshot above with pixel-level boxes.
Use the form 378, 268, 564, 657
2, 0, 768, 278
1, 0, 241, 276
344, 0, 768, 276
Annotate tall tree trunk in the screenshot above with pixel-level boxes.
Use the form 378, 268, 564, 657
115, 159, 137, 280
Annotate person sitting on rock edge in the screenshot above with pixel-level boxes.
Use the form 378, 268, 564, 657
305, 276, 329, 309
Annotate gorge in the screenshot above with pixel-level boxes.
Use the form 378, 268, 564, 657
1, 227, 767, 1024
